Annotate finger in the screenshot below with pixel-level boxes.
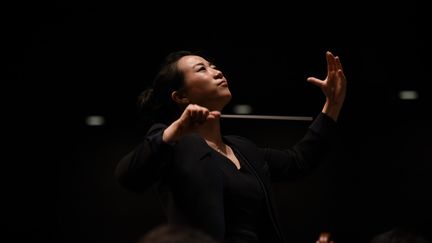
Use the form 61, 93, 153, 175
208, 111, 221, 119
337, 69, 347, 86
179, 106, 190, 123
189, 106, 200, 123
335, 56, 344, 72
338, 68, 346, 81
179, 108, 193, 125
326, 51, 336, 74
307, 77, 325, 87
327, 70, 336, 87
193, 107, 206, 123
335, 69, 346, 94
185, 105, 195, 119
199, 109, 210, 123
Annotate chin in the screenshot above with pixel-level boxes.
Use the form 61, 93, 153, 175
224, 88, 232, 98
204, 90, 232, 111
221, 93, 232, 107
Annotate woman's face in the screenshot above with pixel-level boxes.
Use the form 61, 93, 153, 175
177, 55, 231, 110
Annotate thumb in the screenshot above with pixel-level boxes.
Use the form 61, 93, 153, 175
307, 77, 325, 88
207, 111, 221, 119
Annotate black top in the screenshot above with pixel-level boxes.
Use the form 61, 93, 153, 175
115, 112, 337, 243
216, 145, 264, 243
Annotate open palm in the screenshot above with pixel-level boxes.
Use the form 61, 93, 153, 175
307, 51, 347, 107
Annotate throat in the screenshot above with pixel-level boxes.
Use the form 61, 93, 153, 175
205, 139, 226, 154
198, 123, 223, 148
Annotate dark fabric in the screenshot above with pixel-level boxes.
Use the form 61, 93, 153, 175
114, 112, 337, 243
218, 147, 264, 243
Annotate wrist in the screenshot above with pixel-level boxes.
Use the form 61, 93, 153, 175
162, 120, 182, 143
322, 100, 342, 122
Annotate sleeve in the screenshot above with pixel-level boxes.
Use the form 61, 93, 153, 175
262, 112, 337, 182
114, 123, 175, 193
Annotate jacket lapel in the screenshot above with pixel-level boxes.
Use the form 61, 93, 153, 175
223, 136, 266, 175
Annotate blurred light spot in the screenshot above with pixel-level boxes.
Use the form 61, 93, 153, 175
233, 104, 253, 114
398, 90, 418, 100
86, 116, 105, 126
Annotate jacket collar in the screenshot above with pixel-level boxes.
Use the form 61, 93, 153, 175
177, 133, 260, 168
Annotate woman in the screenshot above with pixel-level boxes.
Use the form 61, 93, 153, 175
115, 50, 347, 243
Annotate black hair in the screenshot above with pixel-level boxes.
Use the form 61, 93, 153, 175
137, 224, 218, 243
137, 50, 194, 125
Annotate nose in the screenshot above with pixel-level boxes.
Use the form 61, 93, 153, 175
212, 68, 223, 79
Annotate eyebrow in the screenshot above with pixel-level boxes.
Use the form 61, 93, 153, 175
192, 62, 214, 68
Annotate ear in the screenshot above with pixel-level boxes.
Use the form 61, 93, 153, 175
171, 90, 190, 105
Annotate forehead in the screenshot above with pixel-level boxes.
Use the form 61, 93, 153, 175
177, 55, 209, 70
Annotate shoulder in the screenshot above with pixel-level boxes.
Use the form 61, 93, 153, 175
146, 123, 168, 136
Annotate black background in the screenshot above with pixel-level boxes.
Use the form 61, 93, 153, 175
4, 1, 430, 243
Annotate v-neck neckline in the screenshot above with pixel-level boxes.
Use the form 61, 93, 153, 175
197, 136, 244, 172
203, 136, 242, 171
222, 137, 243, 171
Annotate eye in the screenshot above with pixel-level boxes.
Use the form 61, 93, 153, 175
197, 66, 206, 72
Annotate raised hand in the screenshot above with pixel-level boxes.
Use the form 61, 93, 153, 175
162, 104, 221, 143
307, 51, 347, 121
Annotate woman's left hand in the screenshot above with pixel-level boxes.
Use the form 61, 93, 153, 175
307, 51, 347, 121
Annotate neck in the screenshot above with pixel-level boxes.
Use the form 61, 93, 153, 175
197, 118, 223, 146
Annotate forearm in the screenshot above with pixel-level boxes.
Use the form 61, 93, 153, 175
162, 120, 182, 143
115, 127, 173, 192
264, 112, 337, 181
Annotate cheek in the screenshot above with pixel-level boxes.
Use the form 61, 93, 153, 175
186, 75, 214, 92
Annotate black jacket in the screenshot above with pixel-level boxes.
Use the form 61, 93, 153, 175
115, 113, 337, 242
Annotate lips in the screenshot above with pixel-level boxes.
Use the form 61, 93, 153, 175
218, 80, 228, 86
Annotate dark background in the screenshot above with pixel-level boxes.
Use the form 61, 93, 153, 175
4, 1, 430, 243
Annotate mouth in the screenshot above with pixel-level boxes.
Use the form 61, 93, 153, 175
218, 80, 228, 86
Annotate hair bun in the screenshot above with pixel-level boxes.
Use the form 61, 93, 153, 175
137, 87, 160, 112
136, 87, 160, 123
